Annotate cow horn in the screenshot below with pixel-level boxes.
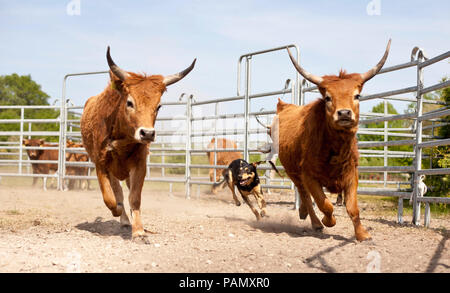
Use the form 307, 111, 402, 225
106, 46, 128, 81
163, 58, 197, 86
360, 39, 391, 83
286, 47, 323, 85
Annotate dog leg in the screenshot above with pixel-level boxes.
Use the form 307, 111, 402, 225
240, 191, 261, 221
253, 185, 267, 217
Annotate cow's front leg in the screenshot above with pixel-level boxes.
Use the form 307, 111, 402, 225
344, 173, 371, 241
301, 174, 336, 228
96, 167, 123, 217
109, 175, 131, 227
290, 174, 323, 230
128, 162, 147, 241
32, 176, 38, 187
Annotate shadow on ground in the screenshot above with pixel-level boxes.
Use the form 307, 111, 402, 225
75, 217, 131, 240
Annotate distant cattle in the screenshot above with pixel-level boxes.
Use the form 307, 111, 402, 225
22, 138, 58, 190
80, 46, 195, 242
206, 138, 242, 194
65, 140, 91, 190
276, 40, 391, 241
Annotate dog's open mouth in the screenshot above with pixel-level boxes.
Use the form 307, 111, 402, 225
239, 178, 251, 186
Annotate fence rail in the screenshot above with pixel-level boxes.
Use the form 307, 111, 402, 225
0, 45, 448, 228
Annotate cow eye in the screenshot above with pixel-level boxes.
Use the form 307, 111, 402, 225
354, 94, 361, 100
156, 104, 162, 112
325, 96, 332, 103
127, 100, 134, 108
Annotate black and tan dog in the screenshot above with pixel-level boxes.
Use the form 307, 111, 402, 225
213, 158, 281, 220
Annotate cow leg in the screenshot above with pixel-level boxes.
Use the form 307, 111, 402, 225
344, 173, 371, 241
128, 161, 147, 240
96, 168, 123, 217
109, 174, 131, 227
290, 175, 323, 230
32, 176, 38, 187
252, 185, 267, 217
301, 174, 336, 228
336, 193, 343, 206
239, 190, 261, 221
210, 168, 219, 194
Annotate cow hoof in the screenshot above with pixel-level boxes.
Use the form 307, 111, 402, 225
299, 210, 309, 220
260, 210, 267, 217
132, 235, 150, 245
355, 227, 371, 242
322, 216, 336, 227
312, 224, 324, 231
235, 201, 241, 206
120, 214, 131, 227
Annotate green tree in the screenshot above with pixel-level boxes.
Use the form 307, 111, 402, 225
0, 74, 59, 142
0, 74, 50, 105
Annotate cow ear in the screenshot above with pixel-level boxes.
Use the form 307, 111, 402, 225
109, 71, 125, 92
39, 139, 45, 144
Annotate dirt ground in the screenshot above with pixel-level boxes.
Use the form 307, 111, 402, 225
0, 182, 448, 273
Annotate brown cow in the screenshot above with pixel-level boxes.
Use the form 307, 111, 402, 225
206, 138, 242, 194
80, 47, 195, 242
65, 140, 91, 190
22, 138, 58, 190
276, 40, 391, 241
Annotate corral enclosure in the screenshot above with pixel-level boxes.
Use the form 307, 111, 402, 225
0, 44, 449, 273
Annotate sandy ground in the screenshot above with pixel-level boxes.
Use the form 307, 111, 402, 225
0, 183, 448, 273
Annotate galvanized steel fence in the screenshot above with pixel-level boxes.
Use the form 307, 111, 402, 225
0, 45, 448, 227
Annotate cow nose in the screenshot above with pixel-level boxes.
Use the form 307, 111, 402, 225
139, 128, 155, 141
337, 109, 352, 119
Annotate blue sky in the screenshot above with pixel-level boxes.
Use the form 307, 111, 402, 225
0, 0, 449, 117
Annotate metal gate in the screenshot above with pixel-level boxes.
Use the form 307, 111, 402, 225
0, 44, 448, 228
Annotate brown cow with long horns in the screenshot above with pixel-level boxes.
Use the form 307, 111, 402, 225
277, 40, 391, 241
81, 47, 196, 242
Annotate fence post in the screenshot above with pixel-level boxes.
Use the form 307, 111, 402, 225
185, 94, 193, 199
243, 56, 251, 162
213, 102, 218, 183
18, 107, 24, 175
397, 197, 404, 224
58, 79, 66, 190
412, 52, 424, 225
424, 202, 430, 227
384, 99, 388, 188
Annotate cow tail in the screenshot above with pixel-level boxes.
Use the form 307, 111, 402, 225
267, 160, 283, 178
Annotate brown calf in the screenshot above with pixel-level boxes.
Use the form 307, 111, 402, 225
65, 140, 91, 190
80, 47, 195, 242
206, 138, 242, 194
22, 138, 58, 190
276, 40, 391, 241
